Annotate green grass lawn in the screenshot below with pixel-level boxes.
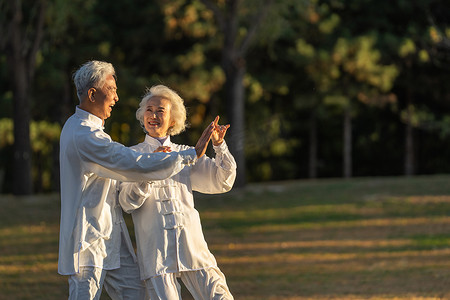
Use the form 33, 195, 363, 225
1, 175, 450, 299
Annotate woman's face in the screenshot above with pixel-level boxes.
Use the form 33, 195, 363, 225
143, 96, 174, 138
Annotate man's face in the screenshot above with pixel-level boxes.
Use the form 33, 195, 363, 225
143, 96, 174, 138
91, 74, 118, 121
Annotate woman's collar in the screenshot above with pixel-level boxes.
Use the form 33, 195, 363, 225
144, 134, 171, 146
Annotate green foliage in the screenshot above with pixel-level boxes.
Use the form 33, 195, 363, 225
304, 34, 399, 102
2, 0, 450, 191
30, 121, 61, 155
0, 119, 61, 154
0, 119, 61, 192
399, 38, 416, 57
0, 119, 13, 148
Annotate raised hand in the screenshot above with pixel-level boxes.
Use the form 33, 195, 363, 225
211, 116, 230, 146
195, 120, 214, 158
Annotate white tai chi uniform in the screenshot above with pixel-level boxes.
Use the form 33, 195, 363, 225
59, 107, 197, 300
119, 135, 236, 300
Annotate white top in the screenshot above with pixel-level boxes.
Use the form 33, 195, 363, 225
119, 135, 237, 280
58, 107, 197, 275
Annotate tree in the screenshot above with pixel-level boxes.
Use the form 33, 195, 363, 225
376, 0, 450, 176
297, 33, 398, 178
198, 0, 274, 187
120, 0, 228, 148
1, 0, 47, 194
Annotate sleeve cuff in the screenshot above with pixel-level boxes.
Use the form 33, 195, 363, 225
181, 148, 197, 166
213, 140, 228, 153
136, 181, 151, 197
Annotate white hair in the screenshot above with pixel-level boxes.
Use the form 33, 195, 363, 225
72, 60, 116, 102
136, 85, 187, 136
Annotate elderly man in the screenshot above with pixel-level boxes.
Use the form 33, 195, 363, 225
58, 60, 213, 300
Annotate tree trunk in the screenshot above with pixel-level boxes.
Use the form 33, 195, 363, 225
224, 59, 246, 188
200, 0, 273, 188
219, 0, 246, 188
343, 105, 352, 178
7, 0, 33, 195
404, 117, 414, 176
308, 110, 318, 178
5, 0, 46, 194
404, 95, 415, 176
404, 60, 415, 176
11, 58, 33, 195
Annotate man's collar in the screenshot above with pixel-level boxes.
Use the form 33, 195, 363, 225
76, 106, 104, 129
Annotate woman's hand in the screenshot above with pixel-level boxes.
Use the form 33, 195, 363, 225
195, 121, 214, 158
211, 116, 230, 146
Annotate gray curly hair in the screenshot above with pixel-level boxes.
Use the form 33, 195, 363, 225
136, 85, 188, 136
73, 60, 116, 102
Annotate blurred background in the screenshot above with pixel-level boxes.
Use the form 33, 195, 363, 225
1, 0, 450, 195
3, 1, 450, 299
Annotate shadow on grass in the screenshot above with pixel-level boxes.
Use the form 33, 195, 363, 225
2, 175, 450, 299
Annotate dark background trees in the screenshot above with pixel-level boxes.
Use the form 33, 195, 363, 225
1, 0, 47, 194
0, 0, 449, 194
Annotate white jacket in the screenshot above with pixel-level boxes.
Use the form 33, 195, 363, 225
119, 135, 236, 280
58, 107, 197, 275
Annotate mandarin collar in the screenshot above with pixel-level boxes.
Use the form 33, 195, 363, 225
144, 134, 171, 147
75, 106, 104, 129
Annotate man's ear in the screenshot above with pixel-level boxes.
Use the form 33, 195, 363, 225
88, 88, 96, 102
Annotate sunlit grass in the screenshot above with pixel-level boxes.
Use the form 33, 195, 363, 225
1, 175, 450, 299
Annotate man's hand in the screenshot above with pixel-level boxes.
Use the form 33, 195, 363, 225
211, 116, 230, 146
195, 121, 214, 158
153, 146, 171, 153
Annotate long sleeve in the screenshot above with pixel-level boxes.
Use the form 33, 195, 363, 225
119, 181, 151, 213
190, 141, 237, 194
117, 138, 235, 279
58, 109, 197, 275
75, 125, 196, 182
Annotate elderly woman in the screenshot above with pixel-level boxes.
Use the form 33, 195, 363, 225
119, 85, 236, 299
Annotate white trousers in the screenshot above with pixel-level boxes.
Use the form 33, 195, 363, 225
68, 239, 147, 300
145, 267, 233, 300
